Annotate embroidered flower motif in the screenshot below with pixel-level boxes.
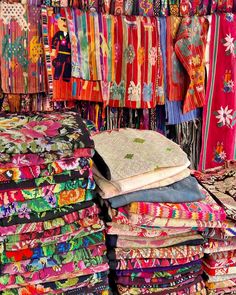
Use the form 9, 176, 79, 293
215, 106, 233, 127
21, 120, 62, 138
190, 55, 201, 66
213, 142, 226, 163
149, 47, 157, 65
143, 83, 153, 102
140, 0, 153, 14
223, 70, 234, 93
17, 204, 31, 219
128, 81, 141, 101
137, 47, 145, 65
223, 34, 236, 55
114, 43, 120, 63
226, 13, 234, 22
0, 130, 32, 144
44, 194, 57, 207
110, 81, 125, 101
125, 45, 135, 64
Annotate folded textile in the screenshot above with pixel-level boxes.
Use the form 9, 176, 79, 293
109, 254, 203, 270
0, 149, 94, 169
95, 164, 190, 199
116, 268, 203, 287
0, 261, 109, 290
204, 256, 236, 268
0, 200, 95, 226
194, 161, 236, 221
112, 207, 234, 229
0, 157, 93, 182
0, 168, 95, 191
0, 179, 94, 206
107, 233, 204, 248
206, 277, 236, 289
107, 174, 207, 206
116, 262, 202, 278
208, 286, 236, 295
109, 245, 203, 260
117, 275, 205, 294
0, 204, 100, 236
125, 185, 226, 221
106, 222, 193, 237
206, 273, 236, 283
92, 129, 189, 181
3, 249, 107, 274
5, 272, 109, 294
0, 188, 94, 218
204, 238, 236, 254
0, 112, 94, 155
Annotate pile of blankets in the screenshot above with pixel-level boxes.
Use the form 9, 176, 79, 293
0, 113, 109, 295
194, 161, 236, 295
92, 128, 233, 295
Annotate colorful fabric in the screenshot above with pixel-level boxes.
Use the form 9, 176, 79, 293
106, 222, 193, 237
0, 112, 94, 155
0, 204, 99, 237
0, 261, 109, 291
0, 157, 93, 183
111, 205, 235, 229
66, 9, 115, 82
0, 2, 46, 93
166, 16, 187, 102
109, 15, 164, 108
41, 6, 80, 101
117, 275, 205, 294
0, 179, 94, 206
194, 161, 236, 221
108, 233, 204, 248
125, 186, 226, 221
111, 245, 203, 260
110, 254, 203, 270
206, 277, 236, 289
199, 14, 236, 170
204, 238, 236, 254
175, 16, 209, 113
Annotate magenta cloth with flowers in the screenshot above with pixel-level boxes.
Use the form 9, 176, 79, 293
0, 112, 109, 293
199, 13, 236, 170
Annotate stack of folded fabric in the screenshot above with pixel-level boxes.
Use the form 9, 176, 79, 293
0, 113, 109, 295
92, 128, 232, 295
194, 161, 236, 295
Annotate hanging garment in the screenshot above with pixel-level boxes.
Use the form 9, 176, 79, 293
175, 16, 209, 113
0, 2, 46, 93
166, 16, 188, 102
42, 6, 81, 101
199, 14, 236, 170
109, 15, 164, 108
66, 8, 115, 82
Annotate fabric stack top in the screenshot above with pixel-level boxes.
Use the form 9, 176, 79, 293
0, 112, 109, 295
92, 128, 229, 294
194, 162, 236, 295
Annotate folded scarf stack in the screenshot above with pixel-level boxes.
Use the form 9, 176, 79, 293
92, 128, 227, 294
0, 112, 109, 295
194, 162, 236, 295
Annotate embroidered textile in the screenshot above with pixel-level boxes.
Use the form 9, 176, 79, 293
199, 14, 236, 170
0, 3, 46, 93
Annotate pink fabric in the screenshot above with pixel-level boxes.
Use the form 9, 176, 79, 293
199, 14, 236, 170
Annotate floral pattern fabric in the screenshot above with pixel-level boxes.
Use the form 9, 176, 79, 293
0, 112, 94, 155
199, 14, 236, 170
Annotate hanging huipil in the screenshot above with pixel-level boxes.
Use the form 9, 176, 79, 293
0, 2, 46, 94
42, 6, 81, 101
65, 8, 103, 103
110, 15, 162, 109
67, 9, 115, 82
169, 0, 180, 16
199, 14, 236, 170
166, 16, 188, 102
138, 0, 155, 16
175, 16, 209, 113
